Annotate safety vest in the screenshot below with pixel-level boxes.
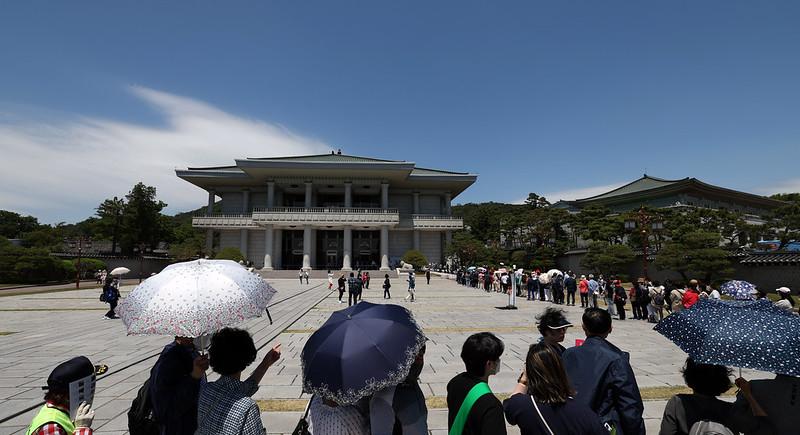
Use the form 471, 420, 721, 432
26, 404, 75, 435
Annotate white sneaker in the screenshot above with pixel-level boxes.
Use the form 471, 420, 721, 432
102, 316, 110, 320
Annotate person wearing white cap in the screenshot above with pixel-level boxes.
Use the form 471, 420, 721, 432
774, 287, 795, 313
536, 307, 573, 355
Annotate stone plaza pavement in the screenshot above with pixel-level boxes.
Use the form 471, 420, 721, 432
0, 277, 771, 434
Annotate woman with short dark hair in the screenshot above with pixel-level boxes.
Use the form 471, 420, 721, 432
504, 343, 606, 434
196, 328, 281, 435
659, 358, 743, 435
536, 308, 572, 355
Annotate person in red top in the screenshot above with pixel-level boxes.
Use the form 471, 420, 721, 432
682, 279, 701, 309
27, 356, 98, 435
578, 275, 590, 308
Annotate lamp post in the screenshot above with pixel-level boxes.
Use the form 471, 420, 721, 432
625, 207, 663, 280
69, 236, 92, 289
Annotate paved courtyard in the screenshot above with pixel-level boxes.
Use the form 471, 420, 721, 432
0, 277, 770, 434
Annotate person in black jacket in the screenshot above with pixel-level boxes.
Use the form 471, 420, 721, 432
383, 273, 391, 299
102, 277, 120, 319
149, 337, 209, 435
446, 332, 507, 435
562, 308, 645, 435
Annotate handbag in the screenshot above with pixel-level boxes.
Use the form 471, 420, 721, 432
292, 395, 312, 435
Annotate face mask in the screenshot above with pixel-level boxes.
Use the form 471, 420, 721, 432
493, 358, 501, 375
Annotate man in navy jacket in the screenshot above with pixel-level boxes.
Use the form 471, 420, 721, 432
562, 308, 645, 435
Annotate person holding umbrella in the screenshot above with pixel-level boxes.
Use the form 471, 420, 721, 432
659, 358, 750, 434
300, 302, 427, 433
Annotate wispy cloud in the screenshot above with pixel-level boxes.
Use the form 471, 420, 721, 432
754, 178, 800, 197
0, 86, 329, 223
512, 182, 627, 204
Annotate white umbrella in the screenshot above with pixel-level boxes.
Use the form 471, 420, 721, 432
116, 259, 276, 337
538, 274, 551, 285
547, 269, 563, 278
109, 267, 130, 276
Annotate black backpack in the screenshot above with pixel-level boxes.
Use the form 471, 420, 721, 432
128, 378, 159, 435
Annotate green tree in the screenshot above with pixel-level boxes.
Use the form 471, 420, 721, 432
402, 249, 428, 270
444, 232, 486, 267
581, 241, 634, 277
524, 193, 550, 209
655, 230, 733, 282
96, 196, 126, 253
768, 201, 800, 250
215, 247, 246, 263
120, 183, 168, 254
573, 206, 625, 244
0, 210, 39, 239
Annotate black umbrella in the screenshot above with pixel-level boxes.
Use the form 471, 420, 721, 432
300, 302, 426, 404
654, 299, 800, 376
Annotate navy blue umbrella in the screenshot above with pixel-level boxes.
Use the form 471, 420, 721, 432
720, 280, 756, 300
300, 302, 426, 404
655, 299, 800, 376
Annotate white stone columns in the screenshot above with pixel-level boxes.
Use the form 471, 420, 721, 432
302, 226, 312, 270
206, 229, 213, 254
207, 189, 216, 215
273, 229, 283, 269
344, 181, 352, 208
305, 181, 313, 208
445, 230, 453, 245
412, 191, 421, 251
263, 225, 273, 270
242, 189, 250, 213
444, 192, 452, 216
412, 191, 420, 214
381, 182, 389, 209
240, 229, 249, 260
413, 230, 421, 251
380, 226, 390, 271
267, 181, 275, 208
342, 226, 352, 270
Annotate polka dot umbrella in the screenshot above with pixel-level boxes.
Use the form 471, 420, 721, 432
654, 299, 800, 376
720, 280, 757, 300
116, 259, 276, 337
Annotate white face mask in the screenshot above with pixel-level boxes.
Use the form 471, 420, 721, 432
493, 358, 501, 375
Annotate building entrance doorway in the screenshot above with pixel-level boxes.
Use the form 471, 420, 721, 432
353, 230, 379, 270
281, 230, 304, 270
316, 230, 343, 270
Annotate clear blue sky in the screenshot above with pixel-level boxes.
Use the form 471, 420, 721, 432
1, 1, 799, 223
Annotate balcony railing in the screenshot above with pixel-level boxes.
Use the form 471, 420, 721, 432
252, 207, 400, 226
192, 213, 256, 228
411, 214, 463, 230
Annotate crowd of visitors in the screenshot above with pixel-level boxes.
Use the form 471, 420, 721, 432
26, 264, 799, 435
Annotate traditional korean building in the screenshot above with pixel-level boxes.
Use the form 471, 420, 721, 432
176, 151, 477, 271
553, 175, 784, 224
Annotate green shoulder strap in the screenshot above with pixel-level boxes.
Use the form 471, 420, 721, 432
449, 382, 493, 435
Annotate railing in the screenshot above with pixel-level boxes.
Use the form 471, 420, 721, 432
411, 214, 463, 229
192, 214, 256, 228
252, 207, 400, 227
252, 207, 398, 214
